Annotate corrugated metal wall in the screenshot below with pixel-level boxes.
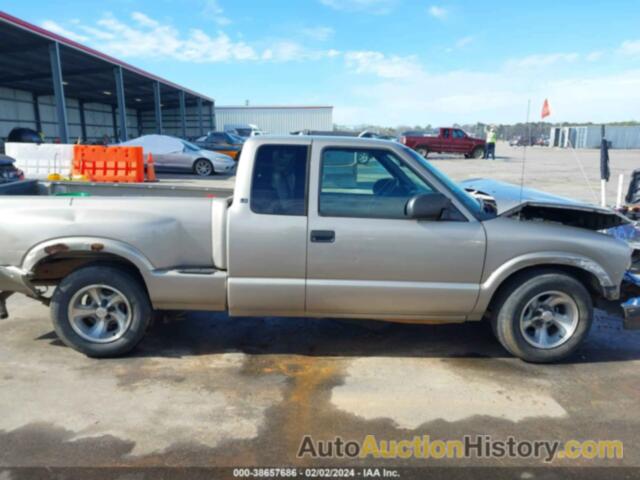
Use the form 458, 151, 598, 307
0, 86, 139, 143
139, 104, 214, 139
214, 106, 333, 135
550, 125, 640, 149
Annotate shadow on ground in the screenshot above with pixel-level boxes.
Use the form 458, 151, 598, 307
37, 310, 640, 364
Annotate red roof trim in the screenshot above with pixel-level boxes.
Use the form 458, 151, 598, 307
0, 10, 214, 102
216, 106, 333, 110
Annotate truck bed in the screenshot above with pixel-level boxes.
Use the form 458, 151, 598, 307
0, 179, 234, 198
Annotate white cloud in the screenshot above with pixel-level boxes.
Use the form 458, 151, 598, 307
455, 36, 473, 48
335, 48, 640, 125
300, 26, 335, 41
619, 39, 640, 56
344, 51, 422, 79
319, 0, 397, 14
41, 13, 344, 63
506, 52, 580, 68
41, 20, 88, 42
131, 12, 160, 28
428, 5, 448, 19
203, 0, 231, 26
586, 50, 603, 62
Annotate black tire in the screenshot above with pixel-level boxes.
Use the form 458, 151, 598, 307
472, 147, 484, 159
50, 266, 153, 358
490, 270, 593, 363
193, 158, 214, 176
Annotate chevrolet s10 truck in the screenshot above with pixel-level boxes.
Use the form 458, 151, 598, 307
0, 136, 638, 362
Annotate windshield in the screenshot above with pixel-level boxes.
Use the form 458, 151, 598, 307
181, 140, 201, 152
233, 128, 250, 137
400, 145, 489, 219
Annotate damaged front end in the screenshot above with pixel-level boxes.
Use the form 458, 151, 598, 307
462, 178, 640, 329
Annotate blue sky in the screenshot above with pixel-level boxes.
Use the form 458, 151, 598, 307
4, 0, 640, 126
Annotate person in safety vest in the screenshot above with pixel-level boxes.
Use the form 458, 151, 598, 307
484, 127, 497, 160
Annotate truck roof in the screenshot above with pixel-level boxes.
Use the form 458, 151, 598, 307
243, 135, 398, 146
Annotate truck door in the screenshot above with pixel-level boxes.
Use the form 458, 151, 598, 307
452, 128, 469, 154
305, 140, 486, 320
438, 128, 451, 153
227, 141, 310, 316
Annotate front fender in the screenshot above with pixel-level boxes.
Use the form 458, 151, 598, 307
470, 251, 617, 318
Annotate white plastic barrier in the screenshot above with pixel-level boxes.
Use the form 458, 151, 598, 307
5, 143, 74, 178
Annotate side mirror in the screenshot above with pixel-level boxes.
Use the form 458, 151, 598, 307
405, 192, 452, 220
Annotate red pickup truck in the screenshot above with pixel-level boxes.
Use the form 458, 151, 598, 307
400, 127, 485, 159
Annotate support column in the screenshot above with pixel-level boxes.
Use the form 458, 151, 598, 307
114, 66, 128, 141
32, 92, 42, 134
48, 42, 69, 143
197, 97, 204, 136
179, 91, 187, 139
136, 109, 143, 137
209, 102, 214, 131
79, 100, 87, 142
111, 105, 118, 141
153, 81, 163, 134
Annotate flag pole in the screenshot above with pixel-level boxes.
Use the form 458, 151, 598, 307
600, 124, 606, 207
518, 99, 531, 203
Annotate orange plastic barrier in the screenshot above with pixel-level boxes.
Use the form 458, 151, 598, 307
72, 145, 144, 183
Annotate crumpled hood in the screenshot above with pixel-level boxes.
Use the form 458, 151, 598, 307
460, 178, 629, 230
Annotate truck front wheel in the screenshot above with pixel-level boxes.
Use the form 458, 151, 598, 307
490, 270, 593, 363
472, 147, 484, 158
50, 266, 153, 358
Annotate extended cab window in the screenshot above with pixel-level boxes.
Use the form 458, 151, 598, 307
251, 145, 309, 216
319, 148, 434, 219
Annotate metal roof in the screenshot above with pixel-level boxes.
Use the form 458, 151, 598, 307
0, 11, 213, 110
216, 105, 333, 110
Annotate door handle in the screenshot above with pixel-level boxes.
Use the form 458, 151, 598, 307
310, 230, 335, 243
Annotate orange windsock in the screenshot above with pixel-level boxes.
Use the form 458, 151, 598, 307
541, 98, 551, 119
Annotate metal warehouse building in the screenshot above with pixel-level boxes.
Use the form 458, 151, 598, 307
550, 125, 640, 149
215, 105, 333, 135
0, 11, 214, 144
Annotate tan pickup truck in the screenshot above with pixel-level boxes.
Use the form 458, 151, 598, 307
0, 136, 637, 362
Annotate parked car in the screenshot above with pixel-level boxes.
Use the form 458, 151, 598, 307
0, 154, 24, 184
0, 136, 637, 362
7, 127, 42, 144
194, 131, 243, 160
196, 131, 244, 148
225, 124, 264, 138
120, 135, 236, 176
401, 127, 486, 158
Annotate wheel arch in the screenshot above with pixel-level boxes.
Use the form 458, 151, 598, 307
472, 254, 617, 319
23, 237, 154, 298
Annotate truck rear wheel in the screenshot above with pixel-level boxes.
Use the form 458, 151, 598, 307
490, 270, 593, 363
416, 147, 429, 157
50, 266, 152, 358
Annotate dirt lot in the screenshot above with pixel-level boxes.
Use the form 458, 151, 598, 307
1, 144, 640, 477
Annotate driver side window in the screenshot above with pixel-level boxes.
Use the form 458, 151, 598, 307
319, 148, 434, 219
